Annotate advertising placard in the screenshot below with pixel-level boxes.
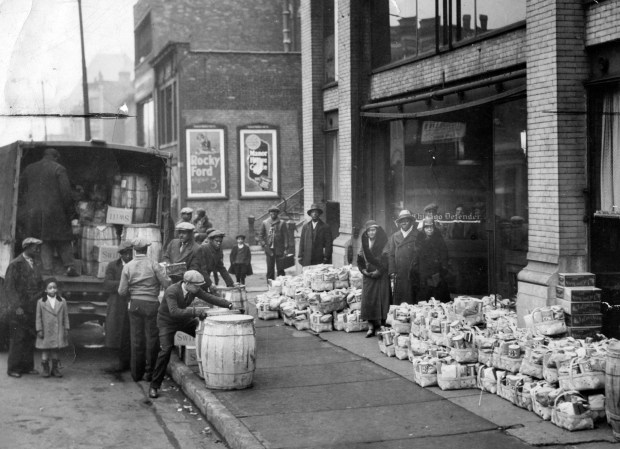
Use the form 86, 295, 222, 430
239, 126, 279, 198
186, 128, 226, 199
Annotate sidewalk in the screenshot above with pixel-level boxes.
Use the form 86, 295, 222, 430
168, 256, 618, 448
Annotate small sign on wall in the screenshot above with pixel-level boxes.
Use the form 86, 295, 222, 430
239, 125, 279, 198
186, 128, 227, 199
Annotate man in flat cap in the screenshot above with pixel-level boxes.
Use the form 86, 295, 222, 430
258, 206, 291, 280
148, 270, 234, 399
102, 241, 133, 373
178, 207, 194, 224
18, 148, 79, 277
298, 204, 332, 267
163, 222, 201, 282
195, 230, 235, 289
385, 210, 418, 304
5, 238, 44, 378
118, 238, 170, 382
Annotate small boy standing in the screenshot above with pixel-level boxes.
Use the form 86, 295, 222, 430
36, 278, 70, 378
229, 235, 253, 285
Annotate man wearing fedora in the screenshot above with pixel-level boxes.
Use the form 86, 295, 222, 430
385, 210, 418, 304
298, 204, 333, 267
258, 207, 291, 280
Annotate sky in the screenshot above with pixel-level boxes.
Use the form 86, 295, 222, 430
0, 0, 138, 145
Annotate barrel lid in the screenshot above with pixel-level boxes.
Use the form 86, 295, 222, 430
206, 308, 241, 316
205, 314, 254, 323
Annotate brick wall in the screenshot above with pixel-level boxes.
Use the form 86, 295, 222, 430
585, 0, 620, 45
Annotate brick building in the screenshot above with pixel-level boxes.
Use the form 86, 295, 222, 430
133, 0, 303, 245
300, 0, 620, 324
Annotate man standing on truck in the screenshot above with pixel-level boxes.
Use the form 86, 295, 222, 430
5, 238, 44, 378
118, 239, 169, 383
102, 241, 133, 374
18, 148, 79, 277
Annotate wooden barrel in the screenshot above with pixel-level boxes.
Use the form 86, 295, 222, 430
200, 314, 256, 390
606, 340, 620, 440
122, 224, 162, 264
213, 286, 248, 311
110, 173, 153, 224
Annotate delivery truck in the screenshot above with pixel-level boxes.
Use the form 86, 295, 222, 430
0, 140, 172, 327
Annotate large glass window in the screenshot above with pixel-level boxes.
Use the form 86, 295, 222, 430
156, 56, 177, 146
371, 0, 525, 69
137, 97, 155, 147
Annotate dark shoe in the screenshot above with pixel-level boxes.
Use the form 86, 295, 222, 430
65, 267, 79, 277
24, 368, 39, 375
7, 371, 21, 378
143, 373, 152, 382
148, 387, 159, 399
51, 359, 63, 378
41, 361, 50, 378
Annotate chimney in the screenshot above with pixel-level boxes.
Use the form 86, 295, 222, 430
463, 14, 471, 31
479, 14, 488, 32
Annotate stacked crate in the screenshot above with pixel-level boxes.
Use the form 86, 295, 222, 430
555, 273, 602, 338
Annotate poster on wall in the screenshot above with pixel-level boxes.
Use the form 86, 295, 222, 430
186, 128, 226, 199
239, 126, 279, 198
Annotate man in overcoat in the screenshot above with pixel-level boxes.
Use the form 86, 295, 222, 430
148, 270, 233, 399
18, 148, 78, 277
163, 222, 202, 282
258, 207, 290, 280
298, 204, 333, 267
102, 241, 133, 373
5, 238, 44, 378
385, 210, 418, 304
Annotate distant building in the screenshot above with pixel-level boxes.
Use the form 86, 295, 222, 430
133, 0, 303, 244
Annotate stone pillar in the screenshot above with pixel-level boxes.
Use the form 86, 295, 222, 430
517, 0, 589, 324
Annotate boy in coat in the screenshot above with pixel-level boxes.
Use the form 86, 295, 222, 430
229, 235, 253, 285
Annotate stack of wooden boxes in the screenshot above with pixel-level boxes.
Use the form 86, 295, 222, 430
555, 273, 602, 338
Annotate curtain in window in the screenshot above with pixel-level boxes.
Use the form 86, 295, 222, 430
600, 88, 620, 211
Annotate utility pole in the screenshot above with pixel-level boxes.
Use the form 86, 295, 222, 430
77, 0, 91, 140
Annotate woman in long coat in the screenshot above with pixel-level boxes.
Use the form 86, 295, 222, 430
357, 221, 391, 337
412, 218, 451, 303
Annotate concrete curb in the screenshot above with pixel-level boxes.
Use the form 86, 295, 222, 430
167, 356, 265, 449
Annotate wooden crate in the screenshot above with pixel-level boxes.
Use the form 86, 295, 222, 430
564, 313, 603, 327
556, 298, 601, 315
556, 286, 602, 302
565, 326, 602, 339
558, 273, 595, 287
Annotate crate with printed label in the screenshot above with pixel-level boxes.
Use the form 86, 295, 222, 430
558, 273, 595, 287
555, 286, 602, 302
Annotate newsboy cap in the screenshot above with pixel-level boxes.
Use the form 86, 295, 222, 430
175, 222, 195, 231
423, 202, 438, 212
208, 230, 225, 239
22, 237, 43, 249
268, 206, 280, 213
183, 270, 205, 285
132, 238, 151, 249
180, 207, 194, 214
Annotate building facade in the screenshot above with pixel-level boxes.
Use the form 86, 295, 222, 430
301, 0, 620, 324
134, 0, 303, 244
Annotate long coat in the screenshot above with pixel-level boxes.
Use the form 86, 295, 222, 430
163, 239, 201, 268
385, 229, 417, 304
257, 217, 290, 257
19, 156, 74, 241
4, 253, 43, 325
229, 244, 253, 277
35, 296, 70, 349
412, 229, 451, 303
298, 219, 333, 267
357, 227, 391, 322
103, 258, 128, 348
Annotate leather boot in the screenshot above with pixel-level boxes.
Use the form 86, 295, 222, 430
41, 360, 50, 378
51, 359, 63, 378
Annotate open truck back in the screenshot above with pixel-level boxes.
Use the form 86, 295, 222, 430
0, 140, 172, 326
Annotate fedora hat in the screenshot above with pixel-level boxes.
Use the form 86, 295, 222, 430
307, 203, 323, 216
395, 209, 414, 224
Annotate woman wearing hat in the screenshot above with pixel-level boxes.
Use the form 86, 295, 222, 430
357, 221, 391, 337
385, 210, 418, 304
298, 204, 332, 267
412, 218, 451, 303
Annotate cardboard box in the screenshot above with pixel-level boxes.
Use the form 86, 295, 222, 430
106, 206, 133, 225
173, 331, 195, 346
183, 345, 198, 366
564, 313, 603, 327
555, 286, 601, 302
565, 326, 602, 339
556, 298, 601, 315
558, 273, 595, 287
94, 245, 119, 263
96, 261, 109, 279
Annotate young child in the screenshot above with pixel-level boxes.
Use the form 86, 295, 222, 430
36, 278, 70, 378
228, 235, 253, 285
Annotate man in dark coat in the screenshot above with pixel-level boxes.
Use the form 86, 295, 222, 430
412, 217, 451, 303
5, 238, 44, 377
258, 207, 291, 280
385, 209, 417, 304
18, 148, 78, 277
298, 204, 333, 267
148, 270, 233, 399
102, 241, 133, 373
195, 230, 234, 289
163, 222, 202, 282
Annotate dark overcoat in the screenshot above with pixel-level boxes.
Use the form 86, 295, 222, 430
103, 258, 129, 348
35, 295, 70, 349
384, 229, 417, 304
229, 244, 253, 276
4, 253, 43, 324
298, 219, 333, 267
257, 217, 290, 257
412, 229, 451, 303
163, 239, 201, 268
19, 157, 74, 241
357, 227, 391, 322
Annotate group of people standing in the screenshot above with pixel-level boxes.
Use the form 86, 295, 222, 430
358, 207, 451, 337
